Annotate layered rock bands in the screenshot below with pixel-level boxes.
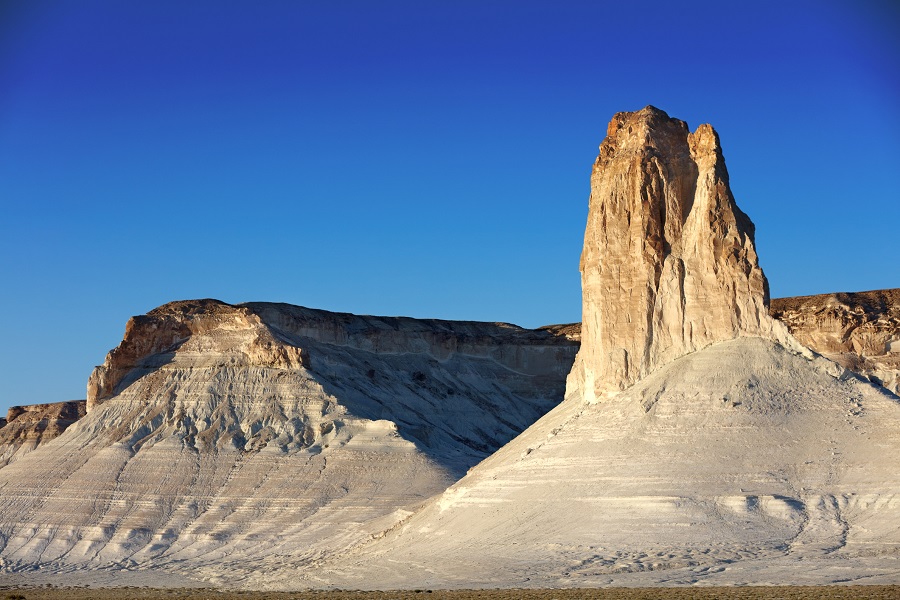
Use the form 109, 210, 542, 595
1, 107, 897, 589
772, 289, 900, 394
0, 299, 577, 580
0, 401, 86, 467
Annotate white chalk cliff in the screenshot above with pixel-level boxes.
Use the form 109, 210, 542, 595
0, 300, 576, 583
310, 107, 900, 589
1, 107, 898, 590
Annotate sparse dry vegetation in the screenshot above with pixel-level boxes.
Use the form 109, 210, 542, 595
1, 587, 899, 600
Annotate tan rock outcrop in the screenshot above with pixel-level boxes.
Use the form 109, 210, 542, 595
772, 289, 900, 394
0, 400, 86, 467
86, 299, 307, 411
571, 106, 785, 400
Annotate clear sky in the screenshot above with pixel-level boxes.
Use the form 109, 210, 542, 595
1, 0, 898, 414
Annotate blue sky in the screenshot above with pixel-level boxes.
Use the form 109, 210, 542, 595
1, 1, 898, 414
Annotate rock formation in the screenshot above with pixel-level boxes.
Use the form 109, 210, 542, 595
10, 283, 896, 469
571, 106, 783, 401
1, 107, 898, 589
320, 338, 900, 589
772, 289, 900, 394
86, 300, 308, 412
0, 299, 576, 582
304, 108, 900, 589
0, 401, 86, 467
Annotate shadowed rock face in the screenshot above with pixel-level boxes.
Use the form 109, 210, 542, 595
0, 401, 87, 467
571, 106, 780, 401
771, 289, 900, 394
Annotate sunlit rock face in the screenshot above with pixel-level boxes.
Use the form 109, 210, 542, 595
0, 401, 86, 467
571, 106, 781, 400
86, 300, 308, 412
772, 289, 900, 394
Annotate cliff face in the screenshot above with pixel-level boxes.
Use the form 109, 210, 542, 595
571, 106, 782, 400
0, 299, 577, 578
0, 401, 86, 467
311, 109, 900, 590
86, 300, 308, 411
86, 299, 576, 413
771, 289, 900, 394
80, 299, 579, 460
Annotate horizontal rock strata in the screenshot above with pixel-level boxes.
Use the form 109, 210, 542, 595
0, 299, 577, 582
771, 289, 900, 394
0, 400, 86, 467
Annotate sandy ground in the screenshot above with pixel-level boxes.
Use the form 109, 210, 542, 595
1, 587, 900, 600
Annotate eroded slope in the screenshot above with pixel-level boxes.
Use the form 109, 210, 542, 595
316, 338, 900, 588
0, 299, 577, 584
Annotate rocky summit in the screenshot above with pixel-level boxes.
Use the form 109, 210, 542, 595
571, 106, 791, 401
0, 107, 897, 589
